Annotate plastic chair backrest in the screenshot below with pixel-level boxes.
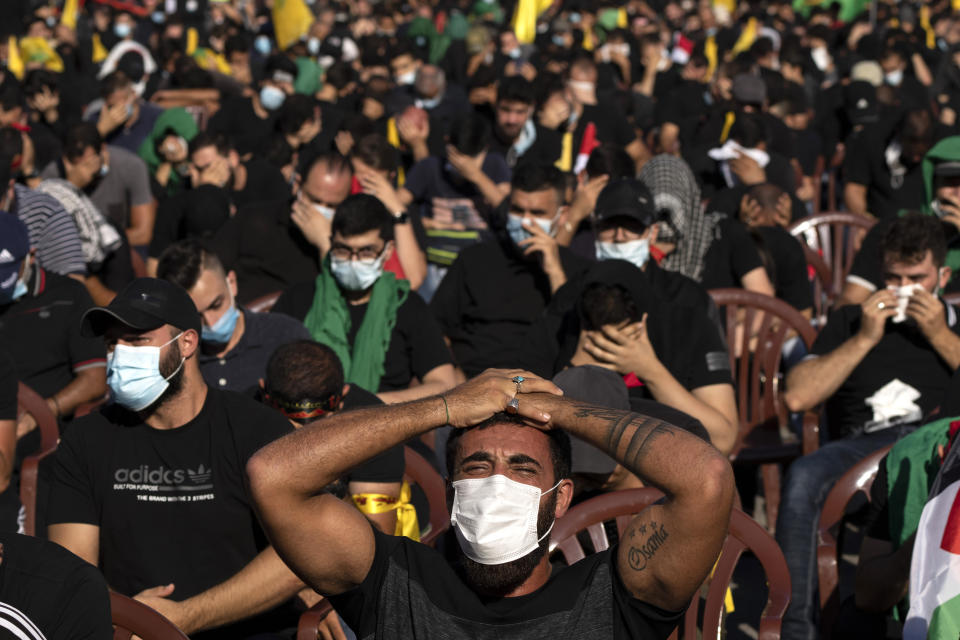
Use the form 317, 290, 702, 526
17, 382, 59, 537
245, 291, 282, 314
404, 446, 449, 546
788, 213, 877, 295
944, 292, 960, 309
816, 445, 891, 637
801, 244, 835, 327
707, 289, 818, 453
550, 488, 791, 640
111, 592, 189, 640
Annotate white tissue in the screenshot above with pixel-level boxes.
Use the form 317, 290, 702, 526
863, 378, 922, 433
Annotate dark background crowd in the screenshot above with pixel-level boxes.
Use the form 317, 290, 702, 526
2, 0, 960, 638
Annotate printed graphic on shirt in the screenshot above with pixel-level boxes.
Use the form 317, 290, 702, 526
112, 463, 215, 504
0, 602, 48, 640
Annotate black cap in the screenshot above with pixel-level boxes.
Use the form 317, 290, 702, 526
594, 178, 657, 227
844, 80, 878, 126
81, 278, 202, 337
732, 73, 767, 105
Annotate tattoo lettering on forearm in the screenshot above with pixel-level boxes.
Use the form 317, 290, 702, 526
572, 403, 677, 464
627, 521, 670, 571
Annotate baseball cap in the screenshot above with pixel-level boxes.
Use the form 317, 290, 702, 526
552, 365, 627, 475
81, 278, 202, 338
594, 178, 657, 228
844, 81, 878, 125
732, 73, 767, 105
0, 213, 30, 303
850, 60, 884, 87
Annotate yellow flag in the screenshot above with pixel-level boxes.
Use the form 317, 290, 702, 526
511, 0, 553, 45
18, 37, 64, 73
705, 35, 718, 80
555, 131, 573, 172
731, 17, 757, 55
273, 0, 313, 52
186, 27, 198, 56
91, 33, 108, 63
60, 0, 79, 30
386, 117, 406, 187
720, 111, 736, 143
6, 37, 23, 81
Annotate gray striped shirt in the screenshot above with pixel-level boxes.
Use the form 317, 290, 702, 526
12, 184, 86, 276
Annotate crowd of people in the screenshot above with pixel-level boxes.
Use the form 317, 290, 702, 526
2, 0, 960, 638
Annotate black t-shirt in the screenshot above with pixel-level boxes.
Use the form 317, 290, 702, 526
699, 216, 765, 291
0, 348, 15, 421
488, 123, 564, 169
0, 268, 105, 398
843, 126, 927, 219
573, 103, 637, 154
0, 532, 112, 639
272, 284, 452, 392
209, 198, 320, 304
149, 185, 232, 259
430, 239, 590, 378
754, 225, 814, 312
206, 95, 277, 158
339, 386, 406, 484
809, 304, 960, 438
47, 389, 293, 603
329, 528, 683, 639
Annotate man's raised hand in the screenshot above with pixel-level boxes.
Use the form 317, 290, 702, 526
442, 369, 562, 429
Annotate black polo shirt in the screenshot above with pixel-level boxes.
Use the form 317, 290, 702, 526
430, 238, 590, 378
209, 198, 321, 305
199, 309, 311, 396
843, 125, 927, 219
699, 216, 766, 291
272, 283, 452, 393
0, 268, 105, 398
807, 302, 960, 439
753, 225, 814, 313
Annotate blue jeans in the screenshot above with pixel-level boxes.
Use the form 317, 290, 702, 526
775, 426, 914, 640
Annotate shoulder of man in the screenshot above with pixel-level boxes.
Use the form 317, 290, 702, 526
216, 388, 293, 437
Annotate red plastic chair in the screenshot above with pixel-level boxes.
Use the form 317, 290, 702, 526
111, 592, 189, 639
17, 382, 59, 537
245, 291, 282, 313
297, 599, 335, 640
816, 445, 891, 639
550, 488, 791, 640
788, 212, 877, 297
708, 289, 821, 532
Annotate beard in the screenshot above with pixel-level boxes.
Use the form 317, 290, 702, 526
457, 491, 558, 598
140, 340, 186, 417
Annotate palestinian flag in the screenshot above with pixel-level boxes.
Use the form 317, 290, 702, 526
904, 425, 960, 639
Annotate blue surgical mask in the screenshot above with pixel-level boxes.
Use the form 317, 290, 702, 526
107, 333, 184, 412
254, 35, 272, 56
552, 34, 567, 47
259, 85, 286, 110
11, 278, 27, 301
395, 70, 417, 86
114, 22, 132, 39
152, 10, 166, 24
416, 95, 441, 110
885, 69, 904, 87
307, 37, 321, 56
202, 304, 239, 344
595, 238, 650, 269
505, 213, 555, 246
330, 253, 386, 291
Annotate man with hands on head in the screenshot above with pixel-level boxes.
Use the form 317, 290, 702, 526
778, 213, 960, 640
247, 369, 735, 639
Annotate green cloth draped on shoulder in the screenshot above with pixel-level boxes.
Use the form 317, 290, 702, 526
919, 136, 960, 283
303, 258, 410, 393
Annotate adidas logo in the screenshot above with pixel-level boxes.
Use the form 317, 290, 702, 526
1, 272, 15, 289
0, 249, 14, 264
188, 464, 212, 484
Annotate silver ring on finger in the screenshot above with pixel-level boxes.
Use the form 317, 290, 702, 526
506, 397, 520, 414
878, 301, 886, 310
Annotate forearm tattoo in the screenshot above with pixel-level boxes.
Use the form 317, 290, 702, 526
571, 403, 677, 467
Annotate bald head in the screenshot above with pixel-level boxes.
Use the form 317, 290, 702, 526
303, 154, 353, 209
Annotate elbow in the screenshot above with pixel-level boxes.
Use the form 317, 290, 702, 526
245, 452, 277, 514
712, 419, 738, 458
699, 454, 736, 510
783, 389, 810, 414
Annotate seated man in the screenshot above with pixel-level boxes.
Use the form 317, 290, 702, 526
0, 531, 112, 638
47, 278, 308, 637
0, 214, 106, 455
157, 239, 311, 394
558, 262, 737, 455
86, 70, 164, 155
272, 194, 456, 402
247, 369, 735, 639
430, 163, 589, 377
780, 213, 960, 640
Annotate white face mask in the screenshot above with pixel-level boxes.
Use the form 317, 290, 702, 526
330, 252, 387, 291
595, 238, 650, 269
885, 69, 904, 87
395, 70, 417, 86
506, 212, 557, 245
450, 474, 562, 565
314, 203, 335, 220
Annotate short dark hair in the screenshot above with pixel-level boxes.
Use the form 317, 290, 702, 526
156, 238, 226, 291
352, 134, 397, 173
264, 340, 344, 416
189, 131, 233, 157
449, 113, 491, 156
100, 70, 132, 99
275, 93, 316, 135
63, 123, 103, 161
331, 194, 395, 242
585, 143, 634, 180
445, 412, 572, 482
0, 81, 24, 112
23, 69, 58, 98
577, 282, 640, 331
224, 33, 249, 58
264, 54, 298, 80
496, 75, 535, 106
729, 113, 767, 149
880, 212, 947, 267
511, 163, 565, 203
304, 151, 353, 181
326, 61, 358, 89
0, 127, 23, 160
